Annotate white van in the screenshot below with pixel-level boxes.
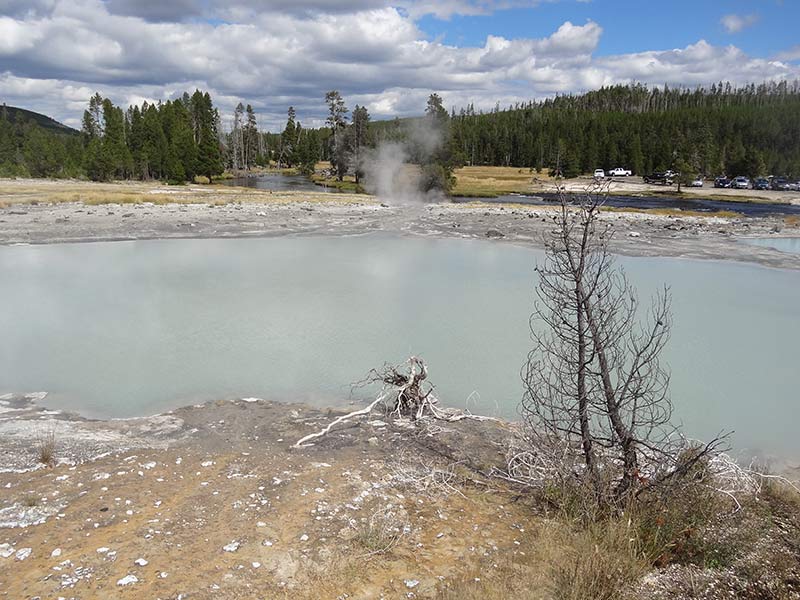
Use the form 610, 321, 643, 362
594, 169, 605, 178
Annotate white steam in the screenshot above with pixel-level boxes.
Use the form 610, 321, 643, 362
361, 118, 446, 205
362, 142, 414, 201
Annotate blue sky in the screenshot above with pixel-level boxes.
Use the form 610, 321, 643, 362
1, 0, 799, 130
418, 0, 798, 59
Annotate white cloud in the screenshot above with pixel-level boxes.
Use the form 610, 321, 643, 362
0, 1, 797, 132
720, 13, 759, 34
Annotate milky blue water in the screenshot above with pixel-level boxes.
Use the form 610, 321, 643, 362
742, 237, 800, 255
1, 235, 798, 458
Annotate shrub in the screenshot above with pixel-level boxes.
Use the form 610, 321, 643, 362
632, 485, 726, 567
37, 429, 56, 467
352, 506, 406, 556
420, 163, 455, 194
193, 175, 210, 184
550, 519, 647, 600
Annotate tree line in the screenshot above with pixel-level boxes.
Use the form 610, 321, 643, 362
3, 81, 800, 184
441, 81, 800, 179
0, 105, 84, 178
80, 91, 225, 182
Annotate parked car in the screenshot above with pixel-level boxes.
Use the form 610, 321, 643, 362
689, 177, 704, 187
714, 176, 731, 188
644, 172, 673, 185
753, 178, 770, 190
731, 176, 750, 189
593, 169, 605, 178
772, 177, 792, 191
608, 167, 632, 177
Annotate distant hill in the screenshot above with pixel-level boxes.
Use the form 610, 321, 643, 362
0, 104, 80, 135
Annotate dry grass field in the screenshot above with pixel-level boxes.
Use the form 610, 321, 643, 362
0, 178, 367, 207
451, 165, 552, 197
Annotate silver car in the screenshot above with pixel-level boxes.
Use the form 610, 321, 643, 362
731, 176, 750, 189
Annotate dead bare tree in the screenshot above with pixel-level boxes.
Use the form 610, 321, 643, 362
520, 184, 726, 507
293, 356, 498, 448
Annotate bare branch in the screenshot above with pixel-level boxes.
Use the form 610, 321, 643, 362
293, 356, 499, 448
520, 184, 728, 508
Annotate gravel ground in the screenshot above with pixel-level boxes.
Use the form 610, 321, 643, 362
2, 189, 800, 270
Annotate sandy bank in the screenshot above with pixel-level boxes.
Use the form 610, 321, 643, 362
0, 392, 525, 599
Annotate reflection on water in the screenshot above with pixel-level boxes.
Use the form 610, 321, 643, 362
222, 173, 337, 193
1, 235, 799, 458
742, 237, 800, 255
456, 194, 800, 218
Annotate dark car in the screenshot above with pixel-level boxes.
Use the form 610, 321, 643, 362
714, 176, 731, 188
772, 177, 791, 191
644, 172, 673, 185
753, 178, 770, 190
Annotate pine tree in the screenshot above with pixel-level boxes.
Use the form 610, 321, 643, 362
102, 98, 130, 179
193, 91, 223, 180
171, 102, 198, 180
244, 104, 258, 170
349, 105, 370, 183
0, 116, 17, 167
22, 123, 65, 177
419, 93, 460, 193
325, 90, 349, 180
141, 103, 167, 179
280, 106, 297, 167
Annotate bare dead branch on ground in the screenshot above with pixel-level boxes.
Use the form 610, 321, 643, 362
293, 356, 499, 448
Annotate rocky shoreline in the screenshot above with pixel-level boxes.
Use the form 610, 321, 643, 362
2, 193, 800, 270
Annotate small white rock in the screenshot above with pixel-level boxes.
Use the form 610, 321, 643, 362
299, 534, 309, 542
96, 547, 110, 554
51, 548, 62, 558
0, 543, 14, 558
252, 562, 261, 569
405, 579, 419, 589
134, 558, 148, 566
117, 574, 139, 586
223, 541, 240, 552
16, 547, 32, 561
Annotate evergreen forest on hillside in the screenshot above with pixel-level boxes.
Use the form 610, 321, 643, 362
2, 81, 800, 186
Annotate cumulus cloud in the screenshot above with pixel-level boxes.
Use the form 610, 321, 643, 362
720, 13, 759, 34
0, 1, 797, 131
